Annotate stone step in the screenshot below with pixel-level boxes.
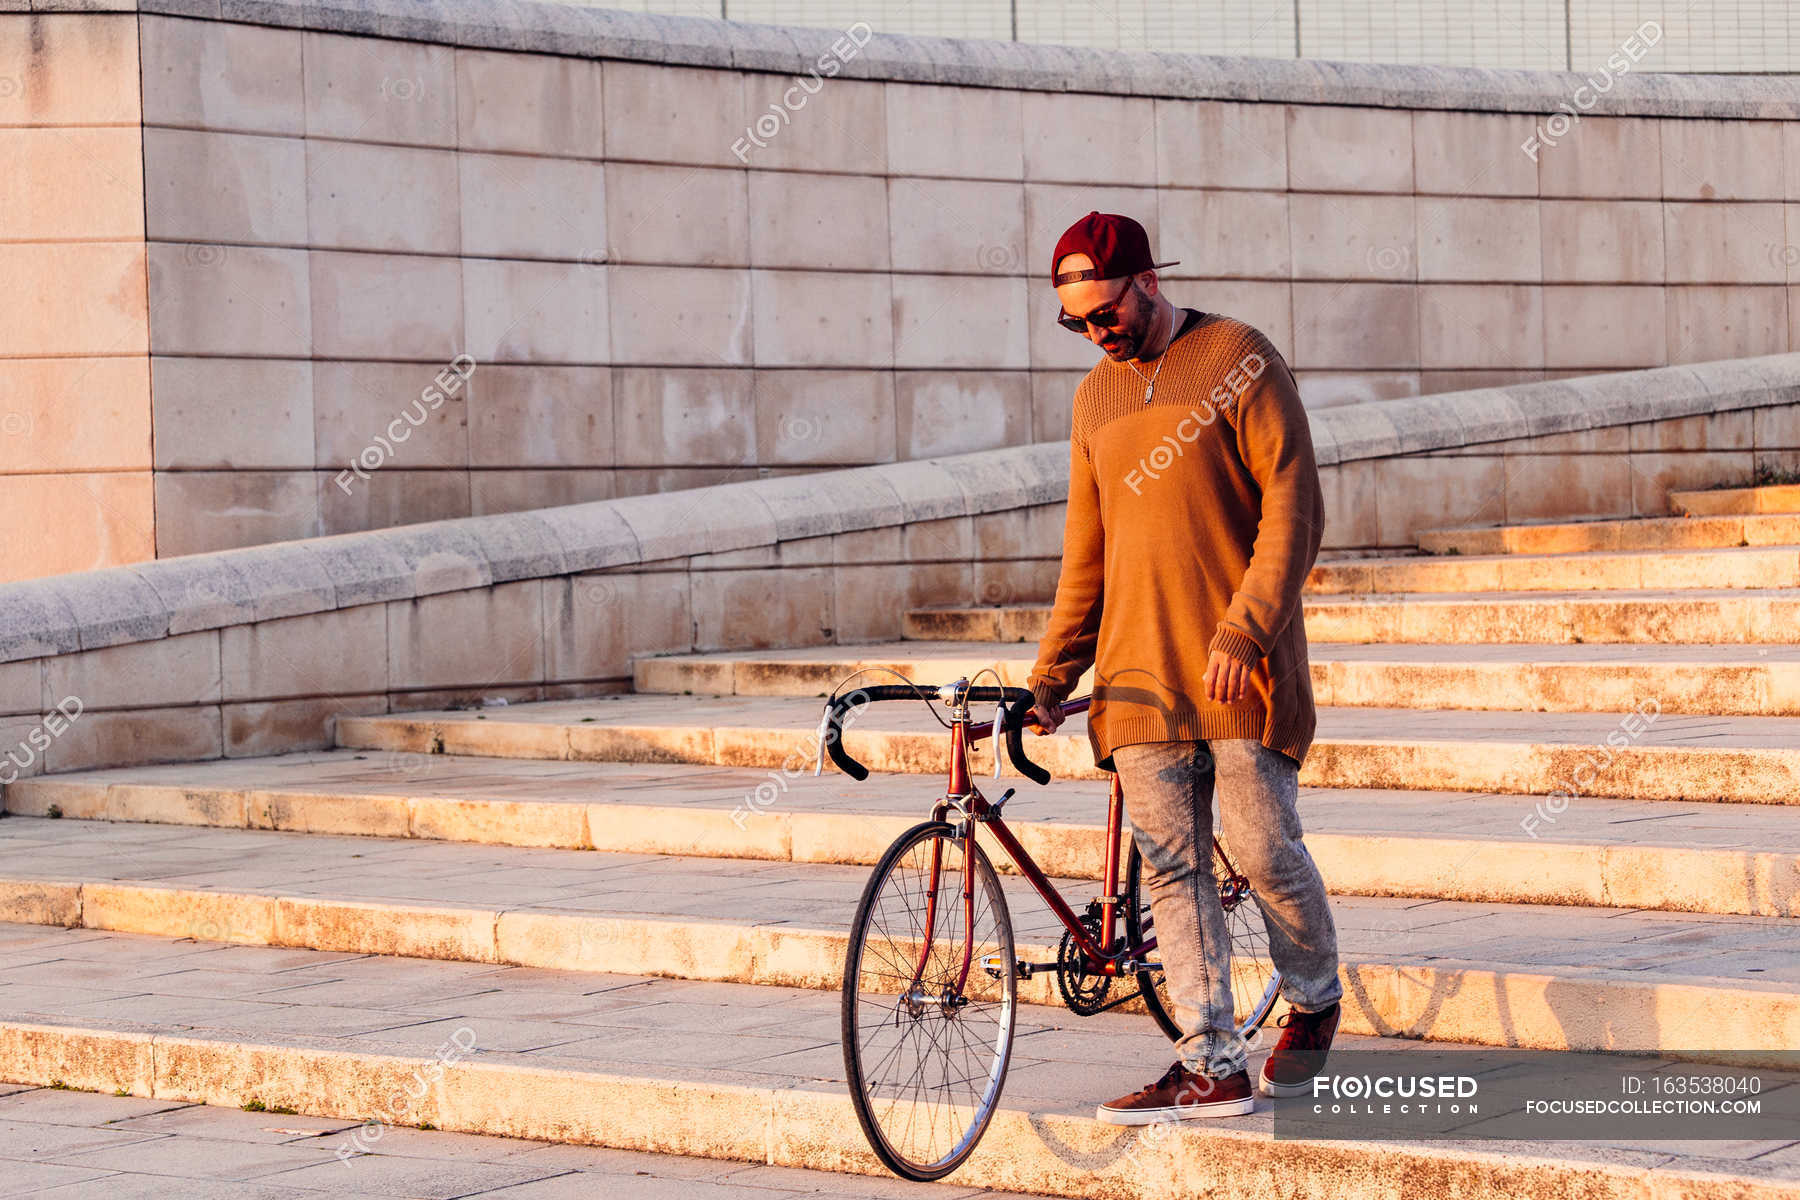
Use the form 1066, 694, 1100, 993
10, 751, 1800, 917
1309, 545, 1800, 594
633, 639, 1800, 716
0, 820, 1797, 1064
333, 696, 1800, 805
0, 1079, 1009, 1199
4, 923, 1792, 1200
1672, 483, 1800, 516
904, 590, 1800, 645
1417, 514, 1800, 556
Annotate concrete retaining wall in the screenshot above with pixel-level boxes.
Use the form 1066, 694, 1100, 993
8, 2, 1800, 579
0, 355, 1793, 780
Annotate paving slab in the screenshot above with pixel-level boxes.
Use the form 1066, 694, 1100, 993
1417, 513, 1800, 555
908, 592, 1800, 645
1310, 544, 1800, 594
631, 637, 1800, 716
10, 750, 1800, 916
340, 693, 1800, 746
1672, 484, 1800, 516
330, 694, 1800, 804
0, 1077, 1029, 1198
642, 640, 1800, 670
0, 819, 1795, 1061
0, 924, 1794, 1199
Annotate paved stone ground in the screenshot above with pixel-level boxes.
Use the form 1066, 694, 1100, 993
987, 589, 1800, 611
0, 1080, 1046, 1198
658, 639, 1800, 666
0, 818, 1795, 985
0, 922, 1795, 1189
358, 695, 1800, 750
27, 750, 1800, 853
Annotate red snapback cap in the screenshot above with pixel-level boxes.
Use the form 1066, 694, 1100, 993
1051, 211, 1178, 285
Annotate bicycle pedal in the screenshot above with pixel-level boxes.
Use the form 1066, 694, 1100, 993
981, 954, 1054, 980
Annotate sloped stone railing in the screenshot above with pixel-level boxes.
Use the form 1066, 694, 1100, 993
0, 354, 1795, 777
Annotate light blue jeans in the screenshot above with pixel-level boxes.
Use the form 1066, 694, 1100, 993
1111, 738, 1342, 1078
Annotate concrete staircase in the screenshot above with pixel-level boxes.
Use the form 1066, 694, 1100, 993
4, 483, 1800, 1196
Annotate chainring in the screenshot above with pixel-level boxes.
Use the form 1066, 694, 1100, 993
1055, 913, 1113, 1016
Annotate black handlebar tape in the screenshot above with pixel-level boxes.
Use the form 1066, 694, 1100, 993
1000, 692, 1052, 785
820, 685, 921, 780
957, 686, 1025, 705
823, 693, 868, 780
818, 684, 1050, 784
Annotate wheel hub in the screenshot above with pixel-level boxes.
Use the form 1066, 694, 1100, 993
898, 986, 967, 1019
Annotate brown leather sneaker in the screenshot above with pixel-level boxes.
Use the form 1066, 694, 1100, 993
1257, 1001, 1340, 1097
1096, 1062, 1256, 1125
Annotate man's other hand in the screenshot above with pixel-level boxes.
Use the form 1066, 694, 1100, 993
1203, 648, 1250, 702
1030, 699, 1065, 734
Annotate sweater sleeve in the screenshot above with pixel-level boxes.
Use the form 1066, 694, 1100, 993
1027, 432, 1104, 709
1208, 343, 1325, 664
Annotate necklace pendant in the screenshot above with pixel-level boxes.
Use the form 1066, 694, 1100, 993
1143, 383, 1154, 402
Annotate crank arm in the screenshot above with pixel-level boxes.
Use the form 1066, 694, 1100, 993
980, 954, 1057, 980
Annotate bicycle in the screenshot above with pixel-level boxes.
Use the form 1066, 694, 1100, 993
817, 677, 1283, 1182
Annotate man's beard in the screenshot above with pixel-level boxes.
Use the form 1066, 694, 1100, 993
1098, 303, 1157, 362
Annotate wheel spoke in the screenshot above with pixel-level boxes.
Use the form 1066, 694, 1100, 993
843, 826, 1014, 1181
1126, 834, 1284, 1043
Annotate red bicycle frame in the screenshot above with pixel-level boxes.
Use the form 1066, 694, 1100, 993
921, 694, 1148, 982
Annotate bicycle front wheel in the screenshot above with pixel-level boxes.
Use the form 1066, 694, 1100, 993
1125, 835, 1283, 1044
841, 820, 1016, 1182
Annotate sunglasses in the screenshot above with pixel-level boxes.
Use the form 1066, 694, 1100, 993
1056, 277, 1136, 335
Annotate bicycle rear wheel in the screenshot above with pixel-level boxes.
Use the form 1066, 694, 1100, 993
841, 821, 1015, 1182
1124, 835, 1282, 1044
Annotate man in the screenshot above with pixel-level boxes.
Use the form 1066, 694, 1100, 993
1026, 211, 1342, 1123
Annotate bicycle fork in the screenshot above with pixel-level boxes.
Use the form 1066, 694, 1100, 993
902, 722, 981, 1017
894, 838, 976, 1017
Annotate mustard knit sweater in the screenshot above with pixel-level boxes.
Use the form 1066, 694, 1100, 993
1026, 310, 1325, 771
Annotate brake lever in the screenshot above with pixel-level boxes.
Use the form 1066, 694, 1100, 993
812, 703, 832, 777
992, 698, 1007, 779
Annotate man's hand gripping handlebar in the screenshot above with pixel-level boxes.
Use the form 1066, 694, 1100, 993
1030, 697, 1066, 734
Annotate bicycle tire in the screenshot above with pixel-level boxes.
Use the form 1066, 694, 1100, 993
841, 820, 1016, 1182
1124, 836, 1283, 1045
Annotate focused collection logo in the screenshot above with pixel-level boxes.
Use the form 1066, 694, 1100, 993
1309, 1072, 1481, 1116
